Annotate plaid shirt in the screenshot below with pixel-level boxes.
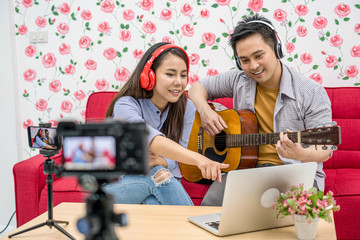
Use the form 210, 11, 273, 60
199, 63, 332, 191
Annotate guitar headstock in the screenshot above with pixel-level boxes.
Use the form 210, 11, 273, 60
301, 126, 341, 146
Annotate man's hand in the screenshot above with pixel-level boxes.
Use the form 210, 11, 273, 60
276, 129, 305, 160
199, 108, 228, 136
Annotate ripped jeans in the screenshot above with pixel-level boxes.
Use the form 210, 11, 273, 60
103, 165, 194, 206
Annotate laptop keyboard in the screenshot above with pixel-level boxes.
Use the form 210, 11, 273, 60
205, 220, 220, 230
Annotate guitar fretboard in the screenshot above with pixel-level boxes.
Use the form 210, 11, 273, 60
226, 132, 299, 147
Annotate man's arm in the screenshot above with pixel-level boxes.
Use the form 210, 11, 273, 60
188, 82, 228, 135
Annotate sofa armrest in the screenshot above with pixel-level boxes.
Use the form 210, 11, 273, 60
13, 152, 63, 226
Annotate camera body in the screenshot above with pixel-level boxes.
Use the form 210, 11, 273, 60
57, 120, 149, 180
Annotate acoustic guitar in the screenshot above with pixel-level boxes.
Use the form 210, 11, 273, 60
179, 109, 341, 183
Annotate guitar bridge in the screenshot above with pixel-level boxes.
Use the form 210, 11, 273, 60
198, 127, 204, 154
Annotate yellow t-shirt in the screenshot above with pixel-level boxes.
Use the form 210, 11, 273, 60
254, 84, 283, 165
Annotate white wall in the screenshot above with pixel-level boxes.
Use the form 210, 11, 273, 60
0, 0, 20, 232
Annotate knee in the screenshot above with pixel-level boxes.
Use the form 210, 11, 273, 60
151, 169, 172, 187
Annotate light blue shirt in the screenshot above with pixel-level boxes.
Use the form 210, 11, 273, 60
113, 96, 196, 178
33, 136, 46, 148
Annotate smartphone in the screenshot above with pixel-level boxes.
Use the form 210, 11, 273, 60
27, 126, 61, 150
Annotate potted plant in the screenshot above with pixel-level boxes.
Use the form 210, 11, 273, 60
274, 184, 340, 240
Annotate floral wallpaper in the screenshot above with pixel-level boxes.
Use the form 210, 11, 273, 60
12, 0, 360, 158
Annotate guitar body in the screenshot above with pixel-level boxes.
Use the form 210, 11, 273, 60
179, 109, 259, 182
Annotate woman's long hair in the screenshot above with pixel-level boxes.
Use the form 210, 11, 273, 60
106, 42, 189, 143
34, 129, 44, 142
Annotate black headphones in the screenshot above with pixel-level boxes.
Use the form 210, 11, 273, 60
234, 20, 285, 70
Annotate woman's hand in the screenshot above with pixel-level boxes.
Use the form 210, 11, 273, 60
149, 152, 168, 168
196, 155, 229, 182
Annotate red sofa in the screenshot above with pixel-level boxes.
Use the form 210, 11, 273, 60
13, 87, 360, 239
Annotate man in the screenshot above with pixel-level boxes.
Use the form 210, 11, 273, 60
188, 14, 332, 206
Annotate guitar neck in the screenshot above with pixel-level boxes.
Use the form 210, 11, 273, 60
226, 132, 299, 147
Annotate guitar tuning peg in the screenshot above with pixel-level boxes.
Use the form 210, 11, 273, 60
331, 146, 338, 151
331, 121, 337, 126
322, 145, 328, 150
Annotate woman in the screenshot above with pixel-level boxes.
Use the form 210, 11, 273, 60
103, 42, 228, 205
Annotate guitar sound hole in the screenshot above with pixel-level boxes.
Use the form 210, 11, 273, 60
214, 131, 226, 152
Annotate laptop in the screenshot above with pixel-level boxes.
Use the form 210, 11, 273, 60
188, 162, 317, 236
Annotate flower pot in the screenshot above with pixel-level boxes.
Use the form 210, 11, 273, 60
293, 214, 319, 240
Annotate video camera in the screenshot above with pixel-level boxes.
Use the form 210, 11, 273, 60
55, 120, 149, 240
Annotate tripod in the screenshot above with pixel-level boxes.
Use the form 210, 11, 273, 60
9, 150, 75, 239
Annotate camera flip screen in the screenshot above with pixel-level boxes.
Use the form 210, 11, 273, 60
63, 136, 116, 171
27, 126, 60, 149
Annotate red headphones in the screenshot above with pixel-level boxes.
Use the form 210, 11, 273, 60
140, 44, 190, 91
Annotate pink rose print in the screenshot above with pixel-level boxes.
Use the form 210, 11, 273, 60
114, 67, 130, 82
74, 90, 86, 101
300, 53, 312, 64
141, 0, 154, 11
189, 74, 199, 85
123, 9, 135, 21
142, 21, 156, 34
355, 24, 360, 34
103, 47, 117, 60
23, 119, 33, 129
25, 45, 37, 57
98, 21, 110, 33
295, 4, 308, 16
95, 79, 109, 91
79, 36, 92, 49
65, 64, 76, 75
119, 30, 131, 41
181, 3, 193, 16
35, 16, 46, 28
216, 0, 231, 6
81, 10, 92, 21
49, 79, 62, 92
330, 34, 343, 47
313, 16, 328, 29
248, 0, 263, 12
81, 110, 86, 119
84, 59, 97, 71
296, 25, 308, 37
61, 100, 73, 113
181, 24, 194, 37
325, 55, 338, 68
36, 99, 48, 111
207, 69, 219, 76
48, 120, 58, 127
133, 49, 144, 60
59, 3, 70, 15
200, 9, 210, 18
189, 53, 200, 65
162, 36, 175, 44
42, 53, 57, 68
273, 9, 287, 22
57, 23, 69, 35
285, 42, 295, 53
59, 43, 71, 55
334, 3, 350, 18
202, 32, 216, 46
160, 9, 173, 20
309, 73, 323, 84
22, 0, 33, 8
23, 69, 37, 82
18, 25, 28, 35
351, 45, 360, 57
101, 0, 115, 13
345, 65, 359, 78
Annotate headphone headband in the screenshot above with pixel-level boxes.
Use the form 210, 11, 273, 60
140, 44, 190, 91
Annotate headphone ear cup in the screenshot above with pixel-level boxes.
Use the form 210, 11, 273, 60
147, 69, 156, 90
276, 42, 284, 59
140, 71, 151, 90
235, 56, 242, 70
